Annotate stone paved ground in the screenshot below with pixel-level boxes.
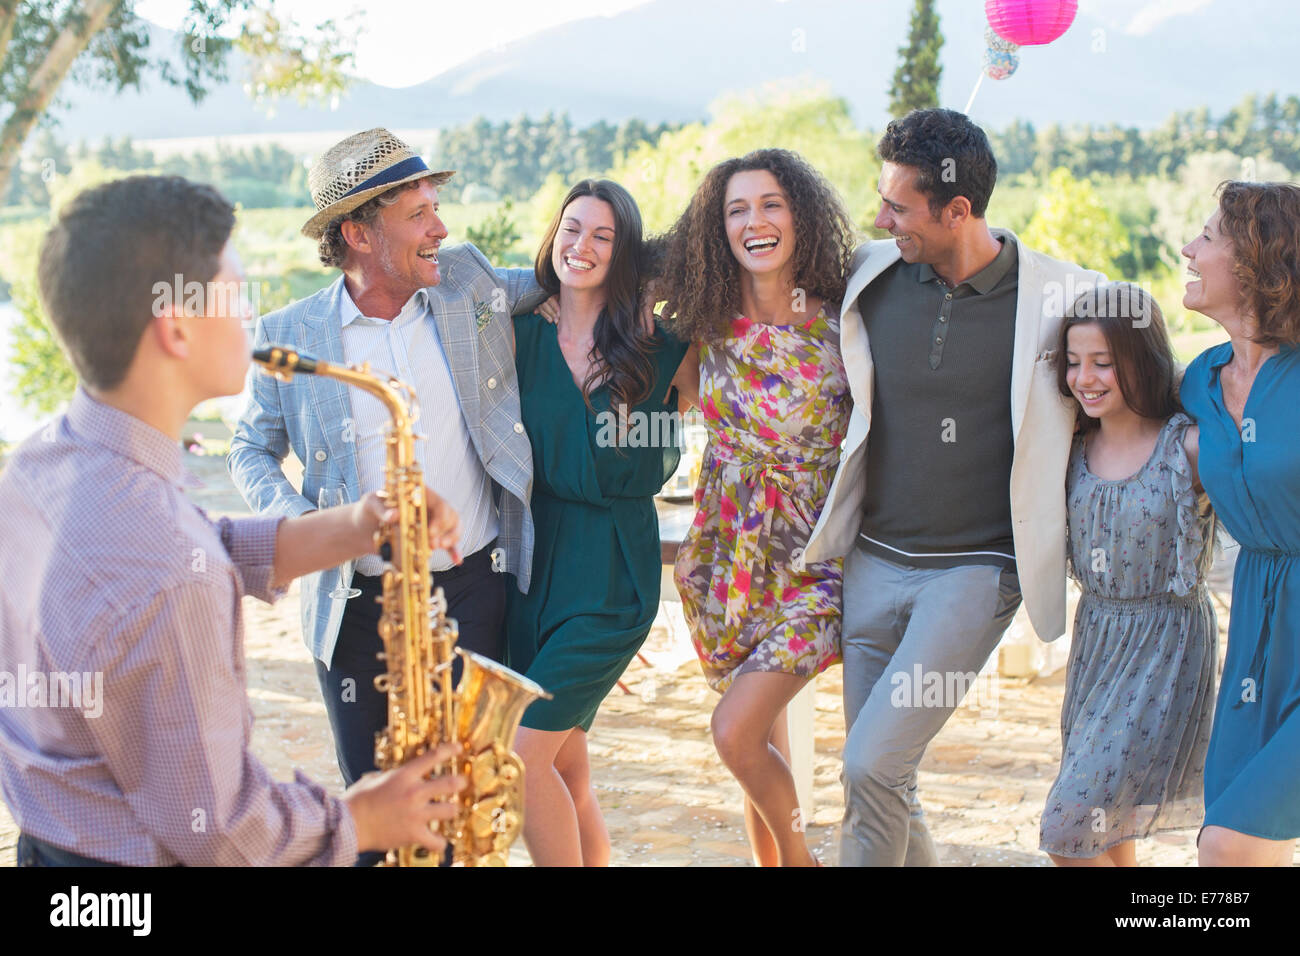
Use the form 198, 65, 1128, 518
0, 578, 1235, 868
2, 450, 1294, 867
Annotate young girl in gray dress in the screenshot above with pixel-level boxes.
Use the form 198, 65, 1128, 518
1041, 282, 1218, 866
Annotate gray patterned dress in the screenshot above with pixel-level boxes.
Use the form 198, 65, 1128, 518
1039, 413, 1218, 858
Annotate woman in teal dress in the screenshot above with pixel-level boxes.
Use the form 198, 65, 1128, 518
1179, 180, 1300, 866
506, 180, 691, 866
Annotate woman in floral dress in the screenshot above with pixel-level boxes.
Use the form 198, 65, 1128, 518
658, 149, 855, 866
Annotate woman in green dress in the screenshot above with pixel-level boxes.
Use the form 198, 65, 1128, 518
506, 180, 692, 866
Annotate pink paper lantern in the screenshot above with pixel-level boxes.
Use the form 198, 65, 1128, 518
985, 0, 1078, 46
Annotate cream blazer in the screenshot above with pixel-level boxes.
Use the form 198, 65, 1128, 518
799, 229, 1104, 643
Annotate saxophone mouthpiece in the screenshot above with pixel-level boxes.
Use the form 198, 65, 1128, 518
252, 346, 320, 375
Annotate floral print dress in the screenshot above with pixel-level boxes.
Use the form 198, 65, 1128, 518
1039, 412, 1218, 857
674, 304, 850, 693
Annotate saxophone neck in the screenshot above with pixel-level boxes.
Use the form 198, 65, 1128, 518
252, 345, 415, 432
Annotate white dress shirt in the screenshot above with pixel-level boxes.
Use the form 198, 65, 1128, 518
339, 285, 498, 574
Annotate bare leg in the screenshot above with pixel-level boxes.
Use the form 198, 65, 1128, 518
514, 726, 583, 867
1200, 826, 1296, 866
1048, 839, 1136, 867
554, 728, 610, 867
1048, 852, 1117, 867
743, 708, 789, 867
712, 672, 815, 867
1106, 840, 1138, 866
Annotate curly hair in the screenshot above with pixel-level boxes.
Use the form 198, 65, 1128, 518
317, 179, 424, 268
656, 149, 855, 344
878, 108, 997, 219
534, 179, 657, 414
1215, 180, 1300, 348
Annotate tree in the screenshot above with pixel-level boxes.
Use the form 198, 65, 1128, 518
1021, 168, 1130, 277
608, 84, 879, 235
990, 118, 1036, 176
464, 200, 522, 264
888, 0, 943, 119
0, 1, 357, 200
1147, 151, 1291, 274
0, 161, 123, 416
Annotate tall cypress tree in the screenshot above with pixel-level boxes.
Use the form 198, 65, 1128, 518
888, 0, 944, 118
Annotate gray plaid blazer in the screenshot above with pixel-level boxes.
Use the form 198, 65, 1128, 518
228, 243, 546, 666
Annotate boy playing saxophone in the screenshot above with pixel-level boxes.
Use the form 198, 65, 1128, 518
0, 175, 464, 866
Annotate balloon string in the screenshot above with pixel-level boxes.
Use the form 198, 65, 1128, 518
963, 70, 985, 115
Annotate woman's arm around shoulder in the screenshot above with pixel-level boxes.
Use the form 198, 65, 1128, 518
668, 338, 700, 414
1183, 423, 1203, 495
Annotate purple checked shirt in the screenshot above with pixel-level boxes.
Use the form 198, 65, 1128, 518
0, 388, 358, 866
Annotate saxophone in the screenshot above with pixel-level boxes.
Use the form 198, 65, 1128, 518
253, 346, 550, 866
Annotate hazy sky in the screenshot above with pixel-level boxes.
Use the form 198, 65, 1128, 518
134, 0, 1217, 88
135, 0, 655, 87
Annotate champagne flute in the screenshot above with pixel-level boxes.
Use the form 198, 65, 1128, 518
318, 485, 362, 599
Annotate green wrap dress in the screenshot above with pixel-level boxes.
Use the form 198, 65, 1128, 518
505, 313, 689, 732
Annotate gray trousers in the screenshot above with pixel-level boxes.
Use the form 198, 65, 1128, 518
840, 543, 1022, 866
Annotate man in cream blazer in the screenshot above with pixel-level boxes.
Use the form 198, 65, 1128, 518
797, 110, 1103, 866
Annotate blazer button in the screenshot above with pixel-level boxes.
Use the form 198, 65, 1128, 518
487, 377, 498, 389
513, 422, 524, 434
314, 450, 328, 462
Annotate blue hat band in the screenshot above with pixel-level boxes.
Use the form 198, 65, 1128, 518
339, 155, 431, 200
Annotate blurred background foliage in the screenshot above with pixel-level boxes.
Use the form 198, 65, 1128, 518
2, 86, 1295, 415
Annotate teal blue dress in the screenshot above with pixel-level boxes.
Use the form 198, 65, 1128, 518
506, 314, 689, 732
1180, 341, 1300, 840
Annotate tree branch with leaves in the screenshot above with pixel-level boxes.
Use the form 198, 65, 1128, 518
888, 0, 943, 119
0, 0, 358, 199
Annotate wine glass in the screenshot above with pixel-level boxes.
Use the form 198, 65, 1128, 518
318, 486, 362, 599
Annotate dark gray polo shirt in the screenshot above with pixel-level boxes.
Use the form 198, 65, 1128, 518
858, 235, 1019, 569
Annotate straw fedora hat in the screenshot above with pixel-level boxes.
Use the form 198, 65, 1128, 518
301, 128, 454, 239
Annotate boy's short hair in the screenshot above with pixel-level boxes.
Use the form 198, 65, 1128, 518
37, 175, 236, 391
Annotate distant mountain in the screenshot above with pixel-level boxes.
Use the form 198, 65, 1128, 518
42, 0, 1300, 145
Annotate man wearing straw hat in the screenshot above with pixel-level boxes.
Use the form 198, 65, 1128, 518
230, 129, 546, 816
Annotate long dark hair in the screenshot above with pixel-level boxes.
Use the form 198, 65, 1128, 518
657, 149, 855, 344
1056, 282, 1181, 431
534, 179, 656, 411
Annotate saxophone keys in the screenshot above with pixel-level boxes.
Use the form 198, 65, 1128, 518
469, 802, 496, 839
497, 761, 520, 787
469, 800, 517, 844
492, 810, 520, 842
467, 750, 498, 792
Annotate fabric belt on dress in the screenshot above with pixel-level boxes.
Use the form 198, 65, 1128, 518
1081, 587, 1209, 612
708, 447, 838, 633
